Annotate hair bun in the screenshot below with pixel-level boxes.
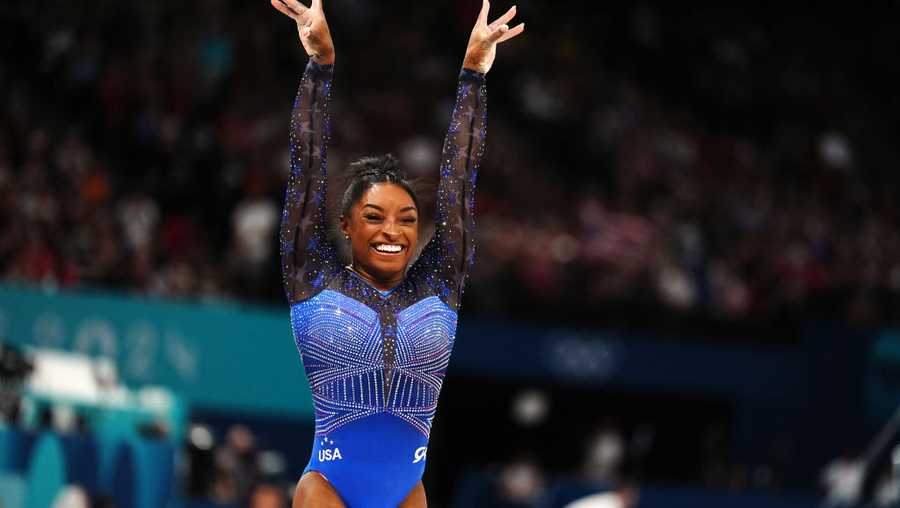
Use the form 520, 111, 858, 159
350, 153, 404, 180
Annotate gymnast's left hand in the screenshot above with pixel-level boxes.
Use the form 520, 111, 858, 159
270, 0, 335, 65
462, 0, 525, 74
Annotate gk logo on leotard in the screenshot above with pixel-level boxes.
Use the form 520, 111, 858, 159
412, 446, 428, 464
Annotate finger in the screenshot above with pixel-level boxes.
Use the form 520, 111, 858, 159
271, 0, 300, 20
487, 24, 509, 44
488, 5, 516, 31
312, 0, 322, 12
281, 0, 309, 17
497, 22, 524, 43
477, 0, 490, 26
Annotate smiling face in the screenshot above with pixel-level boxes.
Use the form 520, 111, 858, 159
340, 183, 419, 290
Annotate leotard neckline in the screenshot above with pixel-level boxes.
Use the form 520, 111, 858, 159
343, 266, 402, 298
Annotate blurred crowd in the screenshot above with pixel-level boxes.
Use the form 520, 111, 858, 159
184, 424, 291, 507
1, 1, 899, 332
44, 423, 292, 508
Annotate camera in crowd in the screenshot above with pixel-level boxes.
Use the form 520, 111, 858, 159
0, 342, 34, 422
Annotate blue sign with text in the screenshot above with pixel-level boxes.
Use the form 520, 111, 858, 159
0, 284, 312, 418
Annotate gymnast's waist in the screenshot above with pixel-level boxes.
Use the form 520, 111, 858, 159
308, 412, 431, 468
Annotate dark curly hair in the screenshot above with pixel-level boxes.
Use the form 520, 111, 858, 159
340, 154, 420, 217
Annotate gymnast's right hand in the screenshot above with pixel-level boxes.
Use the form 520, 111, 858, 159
271, 0, 335, 65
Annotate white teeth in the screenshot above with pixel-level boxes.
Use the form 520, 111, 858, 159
374, 244, 402, 253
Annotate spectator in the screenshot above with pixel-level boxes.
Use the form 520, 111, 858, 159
211, 424, 261, 505
564, 488, 639, 508
820, 450, 864, 507
495, 456, 547, 507
249, 484, 288, 508
51, 485, 90, 508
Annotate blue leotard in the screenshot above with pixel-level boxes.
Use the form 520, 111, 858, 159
279, 60, 486, 507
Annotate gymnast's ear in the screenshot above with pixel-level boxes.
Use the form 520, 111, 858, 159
340, 215, 351, 239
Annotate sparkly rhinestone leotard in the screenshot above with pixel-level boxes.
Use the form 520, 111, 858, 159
280, 61, 485, 507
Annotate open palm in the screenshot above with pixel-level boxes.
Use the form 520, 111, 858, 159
271, 0, 335, 64
464, 0, 525, 74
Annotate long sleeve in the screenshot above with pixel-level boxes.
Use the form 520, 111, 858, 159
409, 68, 486, 311
280, 60, 340, 304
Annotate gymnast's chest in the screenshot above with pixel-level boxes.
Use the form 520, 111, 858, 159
289, 289, 458, 371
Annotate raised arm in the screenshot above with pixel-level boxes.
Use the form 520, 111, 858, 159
410, 0, 524, 311
274, 0, 340, 303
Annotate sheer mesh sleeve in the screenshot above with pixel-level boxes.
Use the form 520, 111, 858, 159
280, 60, 340, 304
409, 68, 486, 311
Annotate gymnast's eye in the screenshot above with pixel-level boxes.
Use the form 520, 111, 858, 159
364, 214, 383, 222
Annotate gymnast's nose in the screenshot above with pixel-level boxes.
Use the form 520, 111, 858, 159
382, 220, 401, 238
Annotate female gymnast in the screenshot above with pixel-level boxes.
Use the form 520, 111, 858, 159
270, 0, 523, 506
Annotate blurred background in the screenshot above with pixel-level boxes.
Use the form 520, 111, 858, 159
1, 0, 899, 507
